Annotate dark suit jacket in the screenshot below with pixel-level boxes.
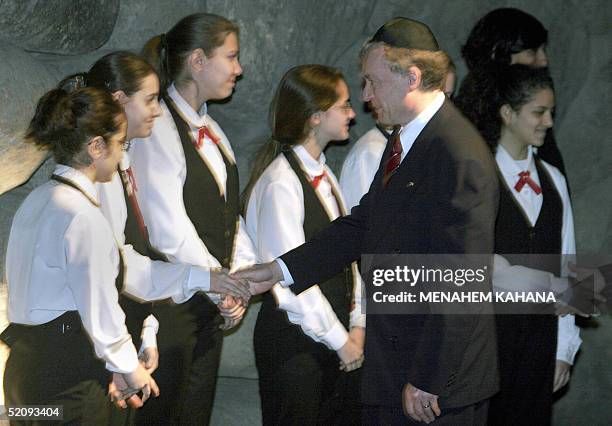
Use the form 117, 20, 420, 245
281, 99, 500, 409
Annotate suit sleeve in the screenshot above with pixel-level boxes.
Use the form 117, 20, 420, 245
281, 173, 380, 294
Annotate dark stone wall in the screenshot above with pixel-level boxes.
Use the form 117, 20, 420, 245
0, 1, 610, 422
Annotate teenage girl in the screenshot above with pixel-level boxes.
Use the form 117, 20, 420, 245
243, 64, 365, 425
462, 64, 581, 425
129, 14, 257, 424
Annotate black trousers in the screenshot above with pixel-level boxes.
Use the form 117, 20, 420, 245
488, 314, 557, 426
362, 399, 489, 426
2, 312, 111, 425
254, 318, 361, 426
134, 294, 223, 426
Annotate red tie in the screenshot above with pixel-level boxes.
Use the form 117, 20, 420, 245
311, 171, 327, 189
382, 126, 402, 188
514, 171, 542, 194
195, 125, 220, 149
119, 167, 150, 241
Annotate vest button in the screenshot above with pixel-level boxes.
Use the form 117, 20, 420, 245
223, 257, 230, 266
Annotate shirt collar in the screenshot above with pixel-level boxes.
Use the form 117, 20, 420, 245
400, 91, 445, 138
119, 152, 131, 172
495, 144, 535, 177
167, 83, 207, 127
292, 145, 326, 177
54, 164, 99, 203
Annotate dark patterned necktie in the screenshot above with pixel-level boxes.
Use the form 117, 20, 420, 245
382, 125, 402, 188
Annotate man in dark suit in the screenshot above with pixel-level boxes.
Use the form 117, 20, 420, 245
236, 18, 499, 425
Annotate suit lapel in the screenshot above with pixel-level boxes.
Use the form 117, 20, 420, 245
365, 101, 449, 250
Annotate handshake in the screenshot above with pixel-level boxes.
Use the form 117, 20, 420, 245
209, 261, 285, 305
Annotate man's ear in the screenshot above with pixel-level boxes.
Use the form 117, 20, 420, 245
406, 66, 422, 91
87, 136, 106, 160
112, 90, 129, 105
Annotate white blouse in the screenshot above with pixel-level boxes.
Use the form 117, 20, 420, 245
340, 126, 388, 211
129, 84, 257, 297
6, 165, 139, 374
245, 145, 365, 351
97, 153, 211, 305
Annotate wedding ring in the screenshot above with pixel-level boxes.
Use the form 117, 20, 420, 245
422, 401, 431, 409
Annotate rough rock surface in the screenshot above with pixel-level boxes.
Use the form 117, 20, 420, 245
0, 0, 119, 54
0, 42, 56, 195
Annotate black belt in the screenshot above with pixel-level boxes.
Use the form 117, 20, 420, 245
0, 311, 82, 348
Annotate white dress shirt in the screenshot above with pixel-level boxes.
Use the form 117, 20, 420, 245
493, 145, 581, 364
97, 153, 212, 304
6, 165, 139, 374
340, 126, 388, 211
129, 84, 258, 296
245, 145, 365, 351
396, 91, 445, 161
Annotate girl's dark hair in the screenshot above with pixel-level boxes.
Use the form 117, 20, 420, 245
86, 51, 157, 96
242, 64, 345, 209
26, 87, 125, 167
459, 65, 553, 150
142, 13, 239, 91
462, 8, 548, 70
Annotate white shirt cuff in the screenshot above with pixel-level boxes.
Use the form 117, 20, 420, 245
276, 258, 294, 287
556, 315, 582, 364
139, 314, 159, 351
323, 320, 350, 351
172, 266, 210, 304
104, 337, 140, 374
350, 309, 366, 329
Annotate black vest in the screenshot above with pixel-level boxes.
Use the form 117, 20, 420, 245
117, 171, 163, 346
258, 150, 355, 335
163, 95, 240, 269
495, 158, 562, 274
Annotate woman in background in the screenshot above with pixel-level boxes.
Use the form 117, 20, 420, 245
456, 7, 567, 175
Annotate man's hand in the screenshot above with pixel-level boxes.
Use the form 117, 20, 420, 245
218, 295, 247, 330
553, 360, 571, 392
232, 261, 284, 295
210, 268, 251, 302
139, 347, 159, 374
402, 383, 441, 424
337, 336, 364, 372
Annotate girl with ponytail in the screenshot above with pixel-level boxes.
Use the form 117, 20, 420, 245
129, 13, 257, 424
243, 64, 364, 424
2, 85, 159, 423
